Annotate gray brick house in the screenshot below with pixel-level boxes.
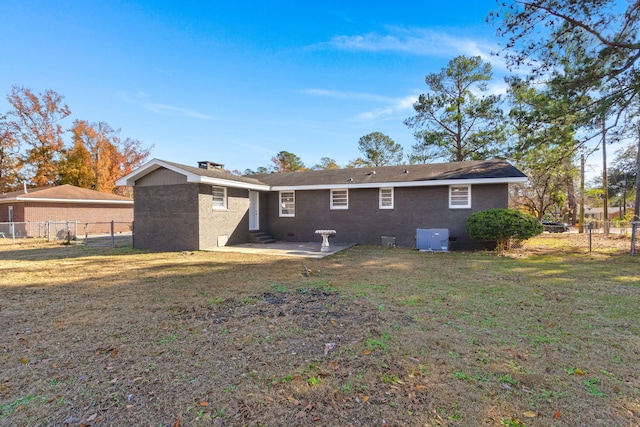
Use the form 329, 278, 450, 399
116, 159, 527, 251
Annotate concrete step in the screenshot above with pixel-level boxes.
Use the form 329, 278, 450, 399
248, 231, 276, 244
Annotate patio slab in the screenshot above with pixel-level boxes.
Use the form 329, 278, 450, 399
206, 241, 355, 258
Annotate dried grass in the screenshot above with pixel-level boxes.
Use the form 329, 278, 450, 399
0, 234, 638, 426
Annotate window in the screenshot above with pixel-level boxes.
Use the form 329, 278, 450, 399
331, 189, 348, 209
212, 186, 227, 209
279, 191, 295, 217
449, 185, 471, 208
379, 188, 394, 209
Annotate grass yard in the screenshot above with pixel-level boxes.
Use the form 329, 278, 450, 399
0, 234, 638, 426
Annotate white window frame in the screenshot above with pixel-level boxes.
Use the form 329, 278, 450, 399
279, 191, 295, 217
330, 189, 349, 210
449, 185, 471, 209
379, 187, 394, 209
212, 186, 227, 210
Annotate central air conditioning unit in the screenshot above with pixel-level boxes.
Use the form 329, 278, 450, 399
416, 228, 449, 252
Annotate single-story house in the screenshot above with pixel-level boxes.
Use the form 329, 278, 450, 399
0, 184, 134, 237
116, 159, 527, 251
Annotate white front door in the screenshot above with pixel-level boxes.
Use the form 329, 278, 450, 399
249, 191, 259, 231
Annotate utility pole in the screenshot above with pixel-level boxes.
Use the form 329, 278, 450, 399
601, 119, 609, 234
631, 123, 640, 256
579, 154, 585, 233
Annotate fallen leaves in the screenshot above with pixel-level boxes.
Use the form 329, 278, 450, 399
323, 342, 336, 356
78, 413, 100, 427
289, 396, 316, 419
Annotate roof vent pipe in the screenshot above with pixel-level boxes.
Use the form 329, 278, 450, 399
23, 181, 28, 194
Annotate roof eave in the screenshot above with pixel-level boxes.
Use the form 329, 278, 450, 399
116, 159, 179, 186
0, 197, 133, 204
271, 176, 528, 191
197, 176, 270, 191
116, 159, 270, 190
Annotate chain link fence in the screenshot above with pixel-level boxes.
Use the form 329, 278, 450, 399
0, 221, 133, 247
575, 220, 638, 255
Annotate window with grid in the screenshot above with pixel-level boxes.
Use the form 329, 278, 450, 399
379, 188, 394, 209
449, 185, 471, 208
212, 186, 227, 209
279, 191, 295, 217
330, 189, 348, 209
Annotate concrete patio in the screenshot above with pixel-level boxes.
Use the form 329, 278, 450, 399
206, 241, 355, 259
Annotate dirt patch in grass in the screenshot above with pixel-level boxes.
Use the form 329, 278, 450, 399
0, 236, 638, 426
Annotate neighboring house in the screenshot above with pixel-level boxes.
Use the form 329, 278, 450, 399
0, 185, 134, 237
116, 159, 527, 251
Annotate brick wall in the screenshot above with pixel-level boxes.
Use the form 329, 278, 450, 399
133, 184, 200, 251
198, 185, 250, 249
265, 184, 508, 249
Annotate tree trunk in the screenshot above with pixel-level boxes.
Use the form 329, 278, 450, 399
633, 123, 640, 221
565, 158, 577, 225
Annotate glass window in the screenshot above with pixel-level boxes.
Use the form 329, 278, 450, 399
212, 186, 227, 209
449, 185, 471, 209
279, 191, 295, 217
379, 188, 394, 209
331, 189, 348, 209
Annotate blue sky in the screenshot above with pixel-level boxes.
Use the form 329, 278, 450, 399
0, 1, 567, 173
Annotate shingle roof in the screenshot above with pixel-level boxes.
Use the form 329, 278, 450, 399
0, 185, 133, 203
160, 160, 267, 186
117, 159, 527, 190
249, 160, 526, 187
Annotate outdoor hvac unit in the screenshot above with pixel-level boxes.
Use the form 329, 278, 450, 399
416, 228, 449, 252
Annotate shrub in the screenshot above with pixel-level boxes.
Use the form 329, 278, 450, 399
466, 209, 543, 251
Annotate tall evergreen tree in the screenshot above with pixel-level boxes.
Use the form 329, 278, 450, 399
507, 77, 583, 221
352, 132, 403, 167
271, 151, 306, 172
405, 55, 506, 162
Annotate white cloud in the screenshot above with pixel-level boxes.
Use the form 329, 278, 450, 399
352, 94, 419, 122
144, 103, 215, 120
301, 88, 418, 122
303, 27, 514, 124
320, 27, 509, 72
118, 92, 215, 120
485, 80, 510, 96
300, 88, 391, 103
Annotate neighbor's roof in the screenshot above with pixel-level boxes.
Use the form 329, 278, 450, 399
251, 159, 527, 190
0, 185, 134, 204
116, 158, 527, 190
